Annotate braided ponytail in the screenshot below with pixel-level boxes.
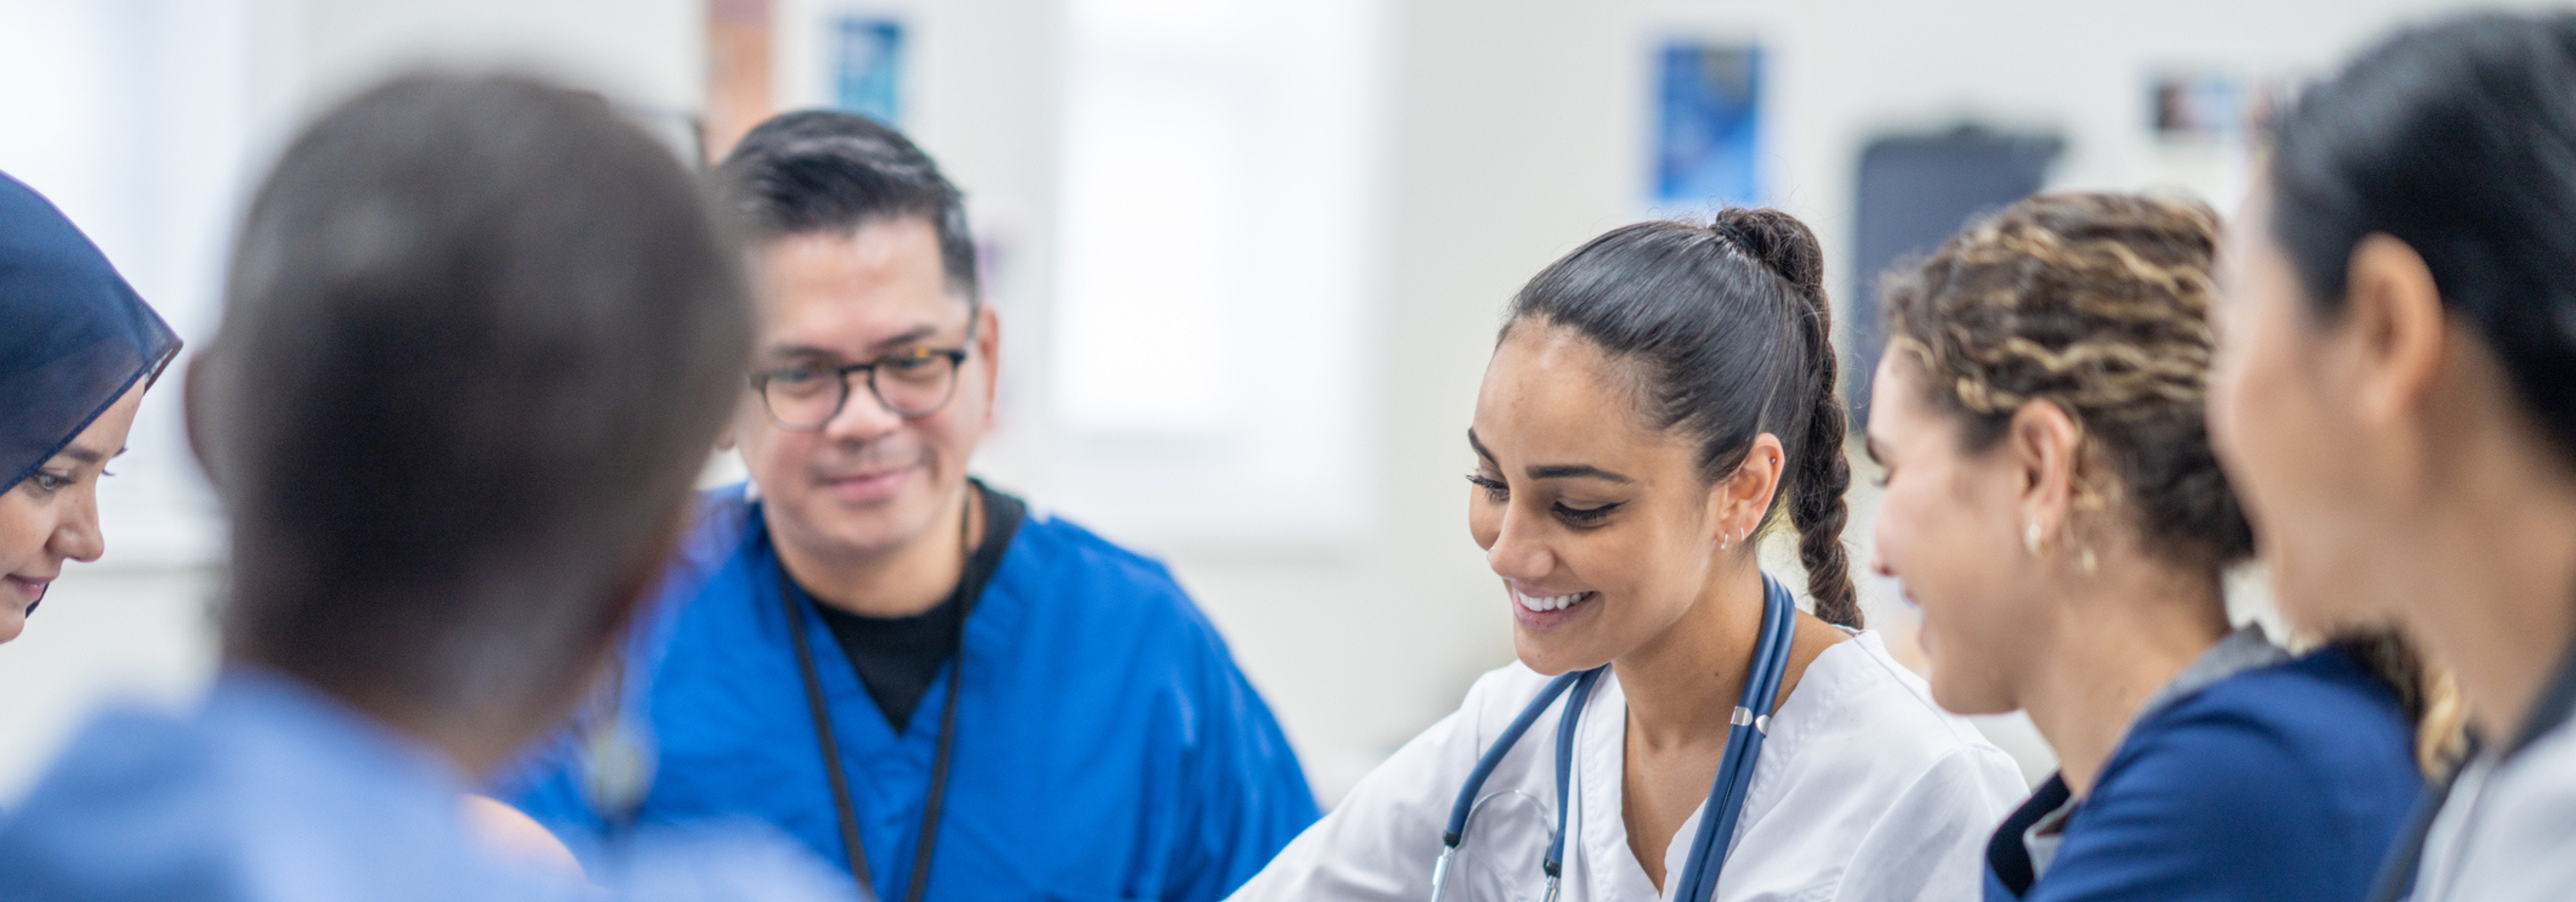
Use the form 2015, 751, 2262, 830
1709, 209, 1861, 627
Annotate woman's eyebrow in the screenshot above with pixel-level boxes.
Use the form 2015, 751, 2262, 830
54, 446, 122, 466
1467, 428, 1634, 483
1466, 428, 1496, 464
1526, 463, 1633, 483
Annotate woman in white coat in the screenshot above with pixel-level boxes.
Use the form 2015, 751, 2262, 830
1231, 209, 2024, 902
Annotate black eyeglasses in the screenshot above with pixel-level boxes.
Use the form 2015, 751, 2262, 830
749, 331, 974, 430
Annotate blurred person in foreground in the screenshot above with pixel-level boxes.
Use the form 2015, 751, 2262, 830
0, 171, 180, 645
0, 73, 846, 901
500, 110, 1318, 902
2209, 13, 2576, 902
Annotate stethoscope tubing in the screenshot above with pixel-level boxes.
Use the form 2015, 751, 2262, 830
1546, 667, 1605, 885
1432, 576, 1797, 902
1667, 580, 1795, 902
1434, 669, 1584, 902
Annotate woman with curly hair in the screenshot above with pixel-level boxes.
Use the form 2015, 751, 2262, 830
1865, 193, 2433, 902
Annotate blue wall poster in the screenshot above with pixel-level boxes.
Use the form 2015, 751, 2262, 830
834, 17, 905, 125
1653, 43, 1763, 207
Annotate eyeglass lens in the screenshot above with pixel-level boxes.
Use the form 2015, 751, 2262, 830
762, 353, 961, 428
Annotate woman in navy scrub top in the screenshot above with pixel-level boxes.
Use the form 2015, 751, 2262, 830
1862, 193, 2432, 902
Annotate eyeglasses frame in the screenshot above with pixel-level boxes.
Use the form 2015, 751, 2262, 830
747, 323, 979, 430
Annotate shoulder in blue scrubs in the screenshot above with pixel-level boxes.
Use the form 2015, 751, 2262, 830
1985, 632, 2423, 902
500, 481, 1320, 901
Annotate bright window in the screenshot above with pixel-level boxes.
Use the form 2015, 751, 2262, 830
1042, 0, 1385, 545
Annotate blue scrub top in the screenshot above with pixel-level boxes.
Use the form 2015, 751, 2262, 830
0, 667, 845, 902
1985, 646, 2424, 902
501, 485, 1321, 901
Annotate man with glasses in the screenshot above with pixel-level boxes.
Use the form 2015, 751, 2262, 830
500, 111, 1319, 902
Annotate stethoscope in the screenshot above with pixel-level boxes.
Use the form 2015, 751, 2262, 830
1430, 574, 1797, 902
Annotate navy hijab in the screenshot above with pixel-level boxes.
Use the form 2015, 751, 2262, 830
0, 170, 180, 499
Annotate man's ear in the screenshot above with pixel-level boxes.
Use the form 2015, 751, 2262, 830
2007, 398, 2083, 546
2342, 235, 2450, 434
975, 303, 1003, 426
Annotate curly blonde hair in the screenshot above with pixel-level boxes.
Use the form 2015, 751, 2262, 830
1883, 192, 2247, 570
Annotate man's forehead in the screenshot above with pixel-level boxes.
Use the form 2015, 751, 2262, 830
753, 225, 971, 357
757, 303, 972, 360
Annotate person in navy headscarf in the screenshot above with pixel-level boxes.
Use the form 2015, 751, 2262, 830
0, 169, 180, 644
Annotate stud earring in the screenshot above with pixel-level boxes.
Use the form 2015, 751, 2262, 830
2023, 521, 2047, 557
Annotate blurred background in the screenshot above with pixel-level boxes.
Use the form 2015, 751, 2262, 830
0, 0, 2551, 806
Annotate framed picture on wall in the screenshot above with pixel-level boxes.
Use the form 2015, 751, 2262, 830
833, 15, 905, 124
1652, 41, 1762, 208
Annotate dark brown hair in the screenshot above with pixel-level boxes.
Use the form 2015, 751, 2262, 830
1505, 209, 1859, 626
715, 110, 979, 304
202, 73, 752, 713
2271, 12, 2576, 468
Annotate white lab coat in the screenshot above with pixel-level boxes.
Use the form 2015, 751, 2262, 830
1229, 631, 2024, 902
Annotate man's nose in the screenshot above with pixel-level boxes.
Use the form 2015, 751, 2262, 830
822, 376, 907, 443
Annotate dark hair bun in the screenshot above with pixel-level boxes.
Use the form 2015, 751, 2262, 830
1711, 208, 1826, 304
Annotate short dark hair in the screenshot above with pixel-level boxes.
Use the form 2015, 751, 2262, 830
1505, 209, 1859, 627
714, 111, 979, 303
199, 73, 753, 710
2271, 12, 2576, 465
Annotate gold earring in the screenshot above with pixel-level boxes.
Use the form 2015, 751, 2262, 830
2023, 521, 2048, 557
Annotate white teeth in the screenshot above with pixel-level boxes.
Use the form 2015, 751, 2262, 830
1516, 591, 1588, 612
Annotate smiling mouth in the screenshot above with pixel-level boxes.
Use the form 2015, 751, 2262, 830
1515, 590, 1596, 612
5, 576, 48, 615
823, 466, 913, 483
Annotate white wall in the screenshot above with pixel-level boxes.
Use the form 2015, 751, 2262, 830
9, 0, 2572, 805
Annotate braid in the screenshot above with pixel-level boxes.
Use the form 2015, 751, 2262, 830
1794, 316, 1861, 628
1708, 208, 1862, 626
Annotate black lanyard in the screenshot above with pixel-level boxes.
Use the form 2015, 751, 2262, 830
779, 488, 987, 902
